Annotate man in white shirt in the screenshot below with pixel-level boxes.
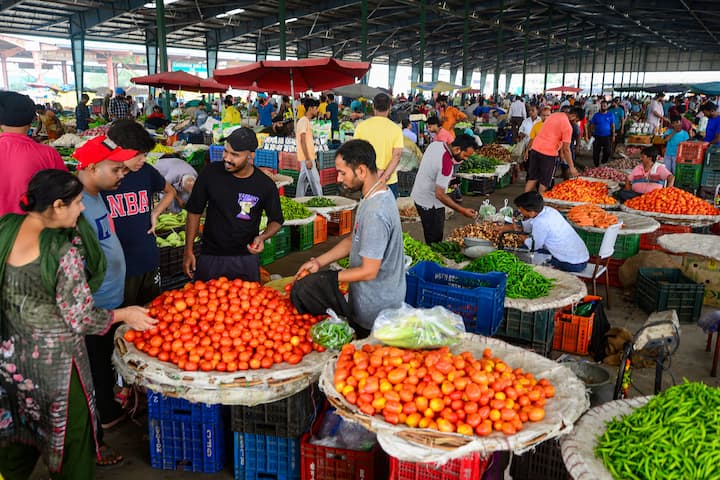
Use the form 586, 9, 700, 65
517, 106, 540, 160
647, 93, 666, 131
509, 96, 527, 143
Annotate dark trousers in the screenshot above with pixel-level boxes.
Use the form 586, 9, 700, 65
415, 203, 446, 245
593, 135, 612, 166
510, 116, 524, 142
85, 324, 123, 427
124, 269, 160, 307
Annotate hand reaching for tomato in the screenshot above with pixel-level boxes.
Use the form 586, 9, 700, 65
247, 236, 264, 254
114, 305, 157, 331
294, 259, 319, 280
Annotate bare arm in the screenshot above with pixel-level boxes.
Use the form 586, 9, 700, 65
149, 181, 176, 234
380, 147, 403, 182
295, 236, 352, 278
183, 212, 202, 277
247, 220, 282, 254
337, 257, 382, 283
435, 186, 475, 218
561, 142, 578, 176
299, 131, 313, 168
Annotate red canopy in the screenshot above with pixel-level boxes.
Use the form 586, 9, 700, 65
213, 58, 371, 95
545, 86, 583, 94
130, 71, 229, 93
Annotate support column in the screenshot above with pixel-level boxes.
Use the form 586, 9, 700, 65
628, 43, 635, 88
577, 43, 583, 89
279, 0, 286, 59
521, 3, 530, 95
612, 37, 618, 95
641, 46, 648, 88
0, 56, 8, 90
70, 33, 84, 104
418, 0, 425, 84
360, 0, 368, 82
620, 41, 628, 89
410, 58, 419, 95
479, 71, 487, 96
105, 56, 116, 92
156, 0, 170, 116
461, 0, 470, 100
543, 7, 553, 92
206, 46, 218, 77
255, 37, 267, 61
504, 73, 511, 94
561, 17, 570, 87
601, 32, 609, 95
494, 0, 504, 100
450, 66, 458, 86
589, 30, 598, 95
388, 55, 398, 93
431, 59, 440, 82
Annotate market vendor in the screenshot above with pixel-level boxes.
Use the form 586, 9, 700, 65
496, 191, 589, 273
154, 154, 198, 213
618, 145, 674, 202
144, 105, 169, 129
290, 139, 405, 338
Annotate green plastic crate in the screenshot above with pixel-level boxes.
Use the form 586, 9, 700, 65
186, 149, 207, 172
259, 239, 275, 266
701, 168, 720, 188
575, 229, 640, 260
272, 226, 292, 259
674, 163, 702, 188
636, 268, 704, 324
479, 129, 496, 144
322, 184, 339, 196
494, 308, 555, 357
291, 222, 314, 251
495, 173, 511, 189
460, 177, 494, 195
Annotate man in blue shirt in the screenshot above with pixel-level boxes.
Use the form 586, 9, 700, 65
326, 93, 340, 137
610, 98, 626, 156
75, 93, 91, 132
702, 101, 720, 145
663, 116, 690, 174
590, 100, 615, 166
256, 93, 275, 127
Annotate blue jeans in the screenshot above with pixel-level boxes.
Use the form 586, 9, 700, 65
550, 257, 587, 272
387, 182, 398, 198
664, 154, 676, 175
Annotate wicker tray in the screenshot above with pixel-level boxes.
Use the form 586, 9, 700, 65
503, 265, 588, 313
112, 324, 331, 406
569, 211, 660, 235
544, 197, 619, 213
560, 397, 651, 480
577, 177, 620, 193
283, 211, 317, 226
657, 233, 720, 262
620, 204, 720, 227
456, 163, 512, 180
294, 195, 357, 214
319, 335, 589, 464
397, 197, 454, 223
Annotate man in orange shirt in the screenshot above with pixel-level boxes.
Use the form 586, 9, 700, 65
525, 107, 584, 193
440, 105, 467, 142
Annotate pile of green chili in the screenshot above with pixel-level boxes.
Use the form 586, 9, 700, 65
462, 250, 553, 299
596, 381, 720, 480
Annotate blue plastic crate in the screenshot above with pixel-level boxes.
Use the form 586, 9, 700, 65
405, 261, 507, 336
147, 391, 225, 473
234, 432, 300, 480
254, 149, 279, 170
209, 144, 225, 162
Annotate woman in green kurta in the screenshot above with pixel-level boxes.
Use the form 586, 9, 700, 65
0, 169, 157, 480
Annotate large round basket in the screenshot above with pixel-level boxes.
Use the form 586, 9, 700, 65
319, 334, 589, 464
577, 177, 620, 193
620, 204, 720, 227
503, 265, 587, 312
294, 195, 357, 214
560, 397, 651, 480
113, 324, 331, 406
568, 211, 660, 235
543, 197, 619, 213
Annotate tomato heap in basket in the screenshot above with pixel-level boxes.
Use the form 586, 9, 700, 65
334, 344, 554, 437
124, 277, 325, 372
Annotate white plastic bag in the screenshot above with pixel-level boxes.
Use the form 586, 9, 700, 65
499, 199, 514, 218
372, 303, 465, 349
478, 199, 497, 220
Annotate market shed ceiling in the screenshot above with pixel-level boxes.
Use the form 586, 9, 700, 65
1, 0, 718, 72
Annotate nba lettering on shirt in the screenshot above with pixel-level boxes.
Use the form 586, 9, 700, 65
105, 191, 150, 218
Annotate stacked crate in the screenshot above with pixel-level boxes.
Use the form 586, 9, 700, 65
675, 141, 709, 194
702, 146, 720, 198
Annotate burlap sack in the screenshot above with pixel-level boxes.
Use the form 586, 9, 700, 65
618, 251, 681, 288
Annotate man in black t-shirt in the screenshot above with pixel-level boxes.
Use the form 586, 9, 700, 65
183, 127, 284, 282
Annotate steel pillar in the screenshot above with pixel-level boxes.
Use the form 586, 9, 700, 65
620, 41, 628, 89
462, 0, 470, 101
543, 7, 553, 92
521, 3, 530, 95
388, 56, 398, 93
494, 0, 504, 100
419, 0, 425, 84
70, 33, 84, 104
589, 30, 598, 95
156, 0, 170, 116
561, 17, 570, 87
279, 0, 286, 59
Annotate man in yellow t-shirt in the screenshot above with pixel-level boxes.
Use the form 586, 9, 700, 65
222, 97, 241, 124
353, 93, 404, 197
318, 94, 328, 119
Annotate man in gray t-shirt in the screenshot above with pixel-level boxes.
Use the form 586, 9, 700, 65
290, 139, 405, 335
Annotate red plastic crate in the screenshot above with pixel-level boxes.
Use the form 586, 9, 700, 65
279, 151, 300, 171
313, 214, 327, 245
319, 168, 338, 186
389, 453, 488, 480
328, 209, 353, 236
578, 256, 624, 288
640, 224, 692, 251
553, 295, 602, 355
676, 141, 710, 165
301, 433, 387, 480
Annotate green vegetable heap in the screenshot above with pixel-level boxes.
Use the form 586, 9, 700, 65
403, 233, 445, 266
430, 241, 467, 263
280, 196, 313, 220
304, 197, 336, 208
458, 154, 501, 174
310, 319, 354, 350
463, 250, 553, 299
596, 381, 720, 480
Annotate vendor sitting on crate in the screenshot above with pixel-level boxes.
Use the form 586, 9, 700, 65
618, 146, 674, 203
496, 191, 589, 273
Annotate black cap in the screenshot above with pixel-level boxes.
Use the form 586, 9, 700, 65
224, 127, 258, 152
0, 92, 37, 127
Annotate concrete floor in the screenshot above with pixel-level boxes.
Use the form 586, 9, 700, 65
30, 153, 720, 480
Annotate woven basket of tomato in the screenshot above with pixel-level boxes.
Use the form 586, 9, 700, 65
543, 179, 618, 212
622, 187, 720, 226
318, 335, 589, 464
113, 277, 333, 405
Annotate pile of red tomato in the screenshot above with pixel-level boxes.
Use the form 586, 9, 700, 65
334, 344, 554, 437
123, 277, 325, 372
625, 187, 720, 216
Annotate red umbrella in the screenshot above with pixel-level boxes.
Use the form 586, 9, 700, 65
545, 86, 583, 94
130, 71, 229, 93
212, 58, 371, 97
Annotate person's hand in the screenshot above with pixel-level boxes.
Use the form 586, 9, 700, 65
461, 207, 476, 219
305, 160, 313, 170
569, 166, 579, 178
183, 250, 196, 278
147, 212, 159, 234
117, 306, 157, 331
294, 258, 320, 280
247, 236, 264, 254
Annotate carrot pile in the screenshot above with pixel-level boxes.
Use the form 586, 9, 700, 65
568, 204, 619, 228
543, 179, 617, 205
625, 187, 720, 216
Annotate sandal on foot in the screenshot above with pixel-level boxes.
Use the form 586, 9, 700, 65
97, 444, 125, 468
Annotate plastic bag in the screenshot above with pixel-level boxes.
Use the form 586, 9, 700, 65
310, 309, 355, 350
372, 303, 466, 349
478, 199, 497, 220
499, 199, 514, 218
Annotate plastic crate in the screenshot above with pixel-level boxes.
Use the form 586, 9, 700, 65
322, 184, 339, 196
301, 433, 387, 480
494, 308, 555, 351
639, 224, 692, 251
575, 229, 640, 260
317, 150, 337, 170
705, 145, 720, 171
230, 386, 319, 438
279, 151, 300, 171
582, 256, 624, 288
319, 168, 338, 186
234, 433, 300, 480
291, 221, 315, 251
389, 452, 488, 480
510, 439, 569, 480
273, 226, 292, 259
255, 149, 280, 170
479, 129, 497, 145
328, 209, 353, 236
701, 168, 720, 188
314, 214, 327, 245
185, 149, 207, 171
676, 141, 709, 165
398, 170, 418, 197
158, 239, 201, 278
209, 144, 225, 162
494, 173, 511, 189
259, 238, 275, 266
147, 390, 225, 473
674, 163, 703, 187
405, 261, 507, 336
636, 268, 705, 324
552, 295, 602, 355
460, 177, 494, 196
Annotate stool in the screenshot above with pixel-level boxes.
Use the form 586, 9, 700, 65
707, 332, 720, 377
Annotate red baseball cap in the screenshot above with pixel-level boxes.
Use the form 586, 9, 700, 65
73, 136, 140, 170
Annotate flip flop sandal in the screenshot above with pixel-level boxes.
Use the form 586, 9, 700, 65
97, 444, 125, 468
